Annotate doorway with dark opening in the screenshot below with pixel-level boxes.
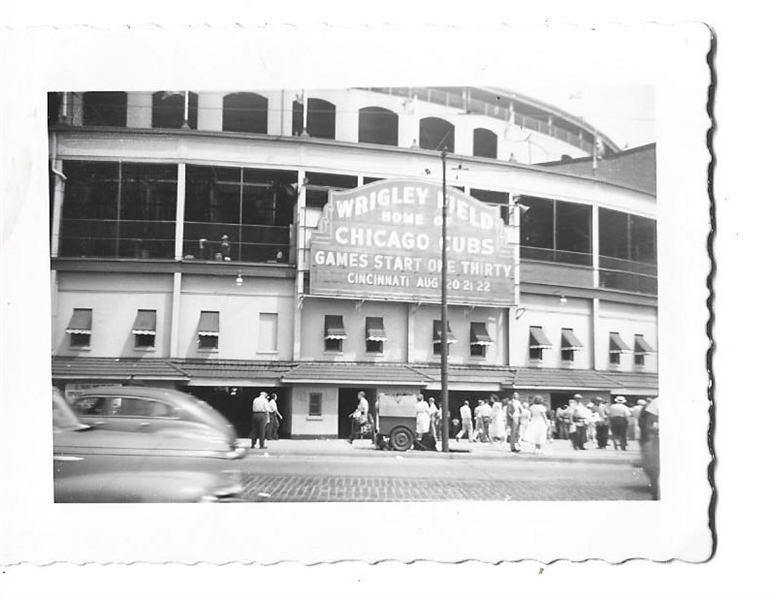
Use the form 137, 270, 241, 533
338, 387, 375, 439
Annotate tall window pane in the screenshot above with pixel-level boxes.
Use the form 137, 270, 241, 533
307, 98, 336, 139
599, 207, 629, 259
556, 201, 591, 259
630, 215, 657, 265
152, 91, 198, 129
521, 197, 554, 250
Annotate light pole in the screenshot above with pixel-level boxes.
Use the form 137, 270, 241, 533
440, 151, 449, 453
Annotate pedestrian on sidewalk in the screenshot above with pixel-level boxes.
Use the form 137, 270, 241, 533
628, 399, 647, 441
507, 393, 523, 452
427, 396, 439, 440
415, 394, 431, 441
488, 395, 506, 443
267, 393, 282, 440
608, 396, 632, 450
556, 404, 571, 440
639, 397, 660, 499
456, 400, 474, 442
594, 397, 610, 449
570, 395, 591, 450
347, 391, 370, 444
250, 391, 270, 449
522, 395, 549, 454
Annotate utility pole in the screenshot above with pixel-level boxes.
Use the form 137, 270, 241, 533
440, 150, 449, 453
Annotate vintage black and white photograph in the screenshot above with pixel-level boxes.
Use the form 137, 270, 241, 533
48, 84, 659, 504
2, 14, 718, 575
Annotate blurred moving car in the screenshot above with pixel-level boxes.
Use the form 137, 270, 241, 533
53, 389, 245, 502
69, 386, 246, 459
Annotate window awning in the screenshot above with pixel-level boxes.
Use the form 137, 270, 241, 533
433, 320, 457, 344
529, 326, 552, 349
365, 317, 387, 342
324, 315, 347, 340
132, 310, 157, 335
197, 311, 220, 337
634, 335, 655, 354
66, 309, 92, 334
561, 328, 584, 350
470, 322, 493, 346
609, 332, 631, 353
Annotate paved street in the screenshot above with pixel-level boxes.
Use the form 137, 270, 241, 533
238, 439, 654, 501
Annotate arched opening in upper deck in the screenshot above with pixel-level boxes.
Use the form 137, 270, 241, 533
222, 92, 268, 134
152, 91, 198, 130
419, 117, 454, 153
83, 92, 128, 127
473, 128, 497, 159
358, 106, 399, 146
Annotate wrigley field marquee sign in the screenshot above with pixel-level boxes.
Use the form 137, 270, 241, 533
309, 179, 516, 307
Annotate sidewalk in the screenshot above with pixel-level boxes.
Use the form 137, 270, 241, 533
239, 437, 643, 465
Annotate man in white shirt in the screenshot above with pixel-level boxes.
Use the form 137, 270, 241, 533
250, 391, 270, 449
456, 400, 474, 442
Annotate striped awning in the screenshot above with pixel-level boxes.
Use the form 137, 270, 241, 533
634, 335, 655, 354
365, 317, 387, 342
609, 332, 631, 353
470, 322, 493, 346
433, 320, 457, 344
66, 309, 92, 334
561, 328, 584, 350
324, 315, 347, 340
529, 326, 552, 349
132, 310, 157, 335
197, 311, 220, 337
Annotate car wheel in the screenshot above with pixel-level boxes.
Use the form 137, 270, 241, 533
389, 426, 414, 452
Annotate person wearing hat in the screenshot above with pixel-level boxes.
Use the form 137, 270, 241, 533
608, 396, 632, 450
629, 399, 647, 441
250, 391, 270, 449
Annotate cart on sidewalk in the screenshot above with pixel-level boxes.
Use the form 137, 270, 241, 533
374, 393, 418, 451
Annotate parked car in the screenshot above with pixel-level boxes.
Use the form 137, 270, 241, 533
53, 389, 245, 502
69, 386, 246, 459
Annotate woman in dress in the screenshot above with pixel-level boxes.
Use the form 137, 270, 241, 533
522, 396, 549, 454
415, 394, 431, 441
488, 395, 507, 443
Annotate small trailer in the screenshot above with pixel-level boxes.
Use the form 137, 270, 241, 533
374, 393, 418, 451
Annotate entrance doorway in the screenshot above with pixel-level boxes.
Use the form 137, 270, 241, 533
337, 387, 375, 439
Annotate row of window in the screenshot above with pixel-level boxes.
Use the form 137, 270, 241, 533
49, 92, 500, 157
65, 309, 655, 367
65, 309, 278, 353
527, 326, 655, 366
322, 315, 493, 357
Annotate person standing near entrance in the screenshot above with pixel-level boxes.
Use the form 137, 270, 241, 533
267, 393, 282, 440
594, 397, 610, 449
250, 391, 270, 449
571, 395, 591, 450
347, 391, 370, 444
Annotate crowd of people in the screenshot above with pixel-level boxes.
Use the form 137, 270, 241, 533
450, 392, 658, 456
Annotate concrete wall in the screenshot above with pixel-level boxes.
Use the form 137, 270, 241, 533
54, 272, 173, 357
178, 275, 294, 360
290, 384, 339, 437
596, 301, 658, 372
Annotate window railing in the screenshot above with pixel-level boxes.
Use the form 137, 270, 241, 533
58, 219, 293, 264
59, 219, 176, 259
521, 246, 593, 267
182, 222, 292, 264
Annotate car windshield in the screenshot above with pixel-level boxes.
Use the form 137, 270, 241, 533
53, 389, 87, 431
